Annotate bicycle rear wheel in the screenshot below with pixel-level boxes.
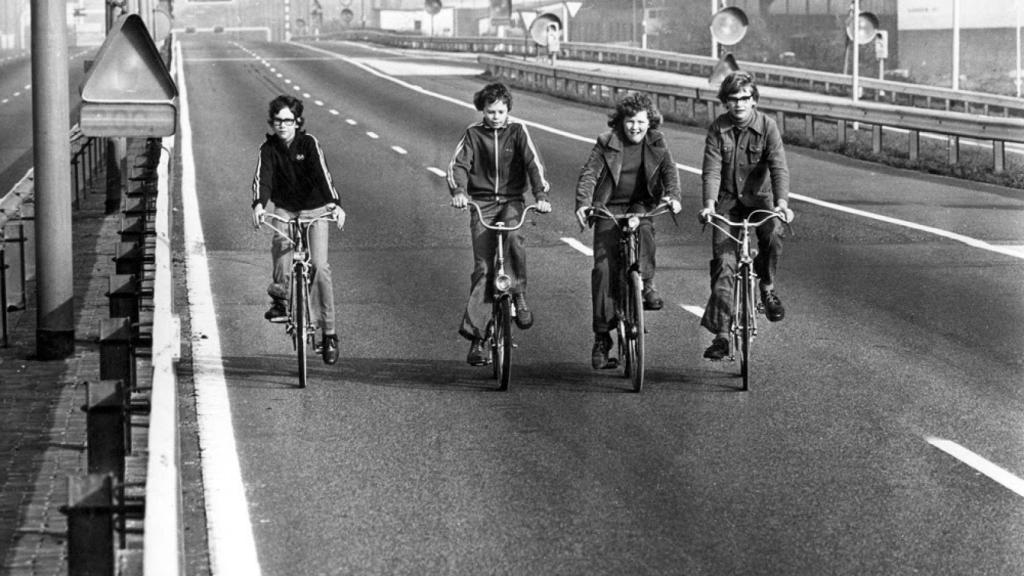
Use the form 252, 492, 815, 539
294, 274, 309, 389
737, 266, 753, 391
628, 270, 645, 393
492, 297, 513, 390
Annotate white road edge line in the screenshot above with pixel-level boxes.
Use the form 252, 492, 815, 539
177, 41, 263, 576
926, 437, 1024, 498
294, 41, 1023, 261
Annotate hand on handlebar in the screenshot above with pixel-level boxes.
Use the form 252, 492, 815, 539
698, 207, 715, 225
775, 205, 795, 224
575, 206, 591, 229
331, 204, 346, 230
450, 192, 469, 210
252, 204, 266, 229
534, 200, 552, 214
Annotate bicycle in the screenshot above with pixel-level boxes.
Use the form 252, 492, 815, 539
702, 209, 789, 391
587, 202, 674, 393
260, 208, 339, 388
465, 201, 540, 391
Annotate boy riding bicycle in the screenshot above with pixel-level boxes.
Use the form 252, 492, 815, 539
447, 82, 552, 366
698, 71, 793, 361
574, 93, 682, 370
251, 95, 346, 365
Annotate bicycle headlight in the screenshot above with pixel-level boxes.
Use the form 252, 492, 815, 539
627, 215, 641, 230
494, 273, 513, 293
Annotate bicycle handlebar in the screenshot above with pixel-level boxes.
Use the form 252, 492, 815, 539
585, 201, 675, 226
260, 210, 339, 245
464, 201, 541, 232
702, 209, 791, 244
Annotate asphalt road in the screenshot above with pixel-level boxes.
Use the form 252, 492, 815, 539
175, 36, 1024, 575
0, 49, 93, 199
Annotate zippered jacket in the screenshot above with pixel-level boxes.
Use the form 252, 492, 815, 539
251, 130, 340, 212
447, 120, 550, 202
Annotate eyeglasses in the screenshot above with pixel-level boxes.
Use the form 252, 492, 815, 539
268, 117, 297, 126
726, 95, 753, 104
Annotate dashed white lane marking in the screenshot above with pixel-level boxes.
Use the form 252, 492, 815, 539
345, 119, 357, 126
391, 145, 407, 154
927, 438, 1024, 498
426, 167, 446, 178
176, 41, 262, 576
314, 100, 324, 106
328, 109, 339, 115
679, 305, 705, 318
561, 237, 592, 256
366, 132, 379, 139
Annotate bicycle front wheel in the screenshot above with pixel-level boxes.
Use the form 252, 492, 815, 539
737, 266, 754, 391
492, 297, 513, 390
294, 274, 309, 389
629, 270, 645, 393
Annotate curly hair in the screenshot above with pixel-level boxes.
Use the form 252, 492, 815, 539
268, 94, 304, 126
607, 92, 662, 131
716, 71, 759, 104
473, 82, 513, 112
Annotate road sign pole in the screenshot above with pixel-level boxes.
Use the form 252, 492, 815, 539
30, 0, 75, 359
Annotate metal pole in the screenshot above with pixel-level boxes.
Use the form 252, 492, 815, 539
641, 0, 647, 50
1016, 0, 1021, 98
852, 0, 860, 102
952, 0, 960, 90
711, 0, 719, 58
31, 0, 75, 359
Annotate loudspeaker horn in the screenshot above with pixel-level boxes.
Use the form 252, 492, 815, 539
708, 52, 740, 87
845, 11, 879, 44
710, 6, 748, 46
529, 13, 561, 46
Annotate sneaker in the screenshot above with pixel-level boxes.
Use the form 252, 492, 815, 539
467, 338, 491, 366
761, 288, 785, 322
703, 336, 731, 361
642, 285, 664, 311
513, 294, 533, 329
264, 299, 288, 323
591, 332, 617, 369
321, 334, 339, 365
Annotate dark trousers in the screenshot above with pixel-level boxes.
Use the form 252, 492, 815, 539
701, 201, 784, 335
459, 199, 528, 341
591, 210, 656, 334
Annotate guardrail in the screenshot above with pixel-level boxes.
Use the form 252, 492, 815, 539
479, 55, 1024, 174
310, 30, 1024, 119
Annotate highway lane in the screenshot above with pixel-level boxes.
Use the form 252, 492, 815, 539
0, 49, 93, 197
178, 37, 1024, 575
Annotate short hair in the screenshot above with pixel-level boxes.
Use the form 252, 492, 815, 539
607, 92, 662, 130
717, 71, 759, 104
268, 95, 304, 126
473, 82, 513, 112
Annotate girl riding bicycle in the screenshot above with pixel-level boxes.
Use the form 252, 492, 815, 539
251, 95, 346, 365
574, 93, 682, 370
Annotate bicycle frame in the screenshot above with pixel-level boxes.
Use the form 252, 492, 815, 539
261, 209, 337, 388
465, 201, 538, 390
588, 203, 673, 393
703, 209, 786, 391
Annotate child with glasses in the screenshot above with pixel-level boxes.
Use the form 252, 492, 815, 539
251, 94, 346, 365
698, 71, 794, 361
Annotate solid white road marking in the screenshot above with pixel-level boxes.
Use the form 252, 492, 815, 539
927, 437, 1024, 498
177, 42, 263, 576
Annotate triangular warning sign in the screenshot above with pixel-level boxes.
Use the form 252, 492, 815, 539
81, 14, 177, 103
